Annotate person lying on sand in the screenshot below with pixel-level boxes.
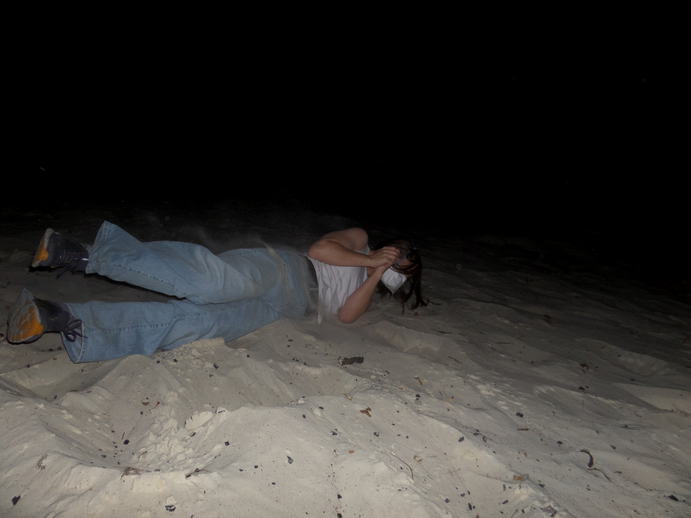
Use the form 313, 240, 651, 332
6, 222, 425, 363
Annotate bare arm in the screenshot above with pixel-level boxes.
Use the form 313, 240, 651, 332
308, 228, 371, 266
308, 228, 399, 268
337, 265, 387, 323
309, 228, 400, 323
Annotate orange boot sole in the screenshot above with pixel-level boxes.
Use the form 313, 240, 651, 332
7, 289, 46, 344
31, 228, 55, 268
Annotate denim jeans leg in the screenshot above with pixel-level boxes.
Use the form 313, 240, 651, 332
63, 297, 281, 363
59, 221, 312, 363
86, 221, 284, 304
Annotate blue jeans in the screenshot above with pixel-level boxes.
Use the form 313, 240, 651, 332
62, 221, 313, 363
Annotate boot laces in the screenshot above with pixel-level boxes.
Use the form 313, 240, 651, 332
54, 241, 88, 278
55, 260, 88, 279
62, 317, 85, 342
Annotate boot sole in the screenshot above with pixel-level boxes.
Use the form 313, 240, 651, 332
7, 289, 45, 344
31, 228, 55, 268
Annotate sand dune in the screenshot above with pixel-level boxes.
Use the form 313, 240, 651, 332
1, 204, 689, 517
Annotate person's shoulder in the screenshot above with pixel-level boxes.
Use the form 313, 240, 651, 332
320, 228, 369, 250
341, 227, 368, 248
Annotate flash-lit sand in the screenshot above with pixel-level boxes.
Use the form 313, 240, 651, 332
1, 201, 689, 517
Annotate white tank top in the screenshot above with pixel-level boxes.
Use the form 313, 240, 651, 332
307, 247, 369, 318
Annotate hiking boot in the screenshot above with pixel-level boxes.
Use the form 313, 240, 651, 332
7, 288, 83, 344
31, 228, 89, 274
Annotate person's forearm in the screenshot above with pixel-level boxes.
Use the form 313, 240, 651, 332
337, 271, 382, 323
308, 239, 372, 267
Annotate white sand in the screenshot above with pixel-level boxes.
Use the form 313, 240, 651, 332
1, 204, 689, 517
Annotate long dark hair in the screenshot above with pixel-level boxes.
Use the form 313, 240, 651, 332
374, 238, 428, 312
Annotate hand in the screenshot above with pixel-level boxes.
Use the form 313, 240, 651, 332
367, 246, 400, 268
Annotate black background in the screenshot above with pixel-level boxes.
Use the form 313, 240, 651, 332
32, 14, 688, 291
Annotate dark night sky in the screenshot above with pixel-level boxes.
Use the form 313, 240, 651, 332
34, 26, 687, 288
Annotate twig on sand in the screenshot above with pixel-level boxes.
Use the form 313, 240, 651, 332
579, 449, 594, 468
580, 449, 612, 481
390, 451, 414, 481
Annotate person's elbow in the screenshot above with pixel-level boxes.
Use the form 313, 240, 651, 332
338, 314, 358, 324
337, 307, 360, 324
